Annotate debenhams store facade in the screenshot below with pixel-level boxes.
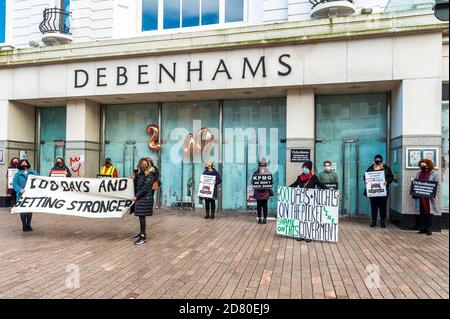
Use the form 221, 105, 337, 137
1, 11, 448, 229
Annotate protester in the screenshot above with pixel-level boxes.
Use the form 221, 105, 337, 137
289, 160, 328, 242
413, 159, 440, 236
12, 160, 39, 232
6, 157, 20, 207
49, 157, 72, 177
319, 160, 338, 185
364, 154, 393, 228
131, 158, 154, 245
252, 158, 273, 224
201, 161, 222, 219
99, 157, 118, 177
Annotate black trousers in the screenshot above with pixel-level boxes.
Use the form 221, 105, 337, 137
205, 199, 216, 216
369, 197, 387, 222
20, 213, 32, 227
419, 200, 433, 232
139, 216, 147, 236
257, 199, 268, 219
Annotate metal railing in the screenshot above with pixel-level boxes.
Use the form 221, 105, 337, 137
309, 0, 354, 9
39, 7, 72, 35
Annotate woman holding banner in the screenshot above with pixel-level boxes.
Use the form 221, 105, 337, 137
12, 160, 39, 232
131, 158, 154, 245
201, 161, 222, 219
252, 158, 273, 224
364, 154, 393, 229
289, 160, 328, 243
413, 159, 439, 236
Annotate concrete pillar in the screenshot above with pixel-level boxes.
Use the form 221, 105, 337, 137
390, 78, 442, 230
285, 88, 315, 185
0, 100, 36, 207
65, 99, 101, 178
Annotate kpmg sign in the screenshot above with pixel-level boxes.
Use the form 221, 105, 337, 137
73, 54, 293, 88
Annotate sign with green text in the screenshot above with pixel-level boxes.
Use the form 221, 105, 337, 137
276, 186, 339, 242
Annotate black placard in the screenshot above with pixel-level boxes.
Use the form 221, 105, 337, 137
290, 149, 310, 162
252, 174, 274, 189
409, 179, 438, 199
324, 182, 339, 190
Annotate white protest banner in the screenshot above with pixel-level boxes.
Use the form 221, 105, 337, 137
7, 168, 19, 189
11, 176, 134, 218
276, 186, 339, 242
365, 171, 387, 197
198, 174, 216, 199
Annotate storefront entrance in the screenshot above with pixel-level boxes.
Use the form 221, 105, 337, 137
315, 94, 388, 217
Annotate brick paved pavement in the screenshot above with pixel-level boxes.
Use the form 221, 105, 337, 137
0, 208, 448, 299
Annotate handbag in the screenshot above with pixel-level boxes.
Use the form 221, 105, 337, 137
152, 180, 159, 190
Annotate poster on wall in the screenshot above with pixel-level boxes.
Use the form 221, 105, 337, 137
290, 149, 311, 163
365, 171, 387, 197
276, 186, 339, 242
0, 148, 4, 165
198, 174, 216, 199
406, 148, 439, 169
19, 150, 27, 160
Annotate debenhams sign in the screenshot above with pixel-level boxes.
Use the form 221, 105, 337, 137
68, 46, 301, 92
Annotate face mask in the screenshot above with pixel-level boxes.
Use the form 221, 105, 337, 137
21, 166, 29, 170
324, 166, 332, 172
303, 168, 310, 174
374, 160, 382, 165
420, 166, 428, 172
57, 162, 63, 166
140, 165, 147, 171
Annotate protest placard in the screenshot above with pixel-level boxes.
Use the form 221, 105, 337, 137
7, 168, 19, 189
276, 186, 339, 242
251, 174, 273, 189
198, 174, 216, 199
410, 179, 438, 199
365, 171, 387, 197
11, 176, 134, 218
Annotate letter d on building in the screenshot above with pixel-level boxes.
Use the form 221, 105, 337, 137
75, 70, 89, 88
66, 264, 80, 289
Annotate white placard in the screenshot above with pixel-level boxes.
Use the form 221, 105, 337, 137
11, 176, 134, 218
365, 171, 387, 197
7, 168, 19, 189
198, 174, 216, 199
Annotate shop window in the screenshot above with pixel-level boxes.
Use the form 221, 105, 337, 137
0, 0, 6, 43
142, 0, 243, 32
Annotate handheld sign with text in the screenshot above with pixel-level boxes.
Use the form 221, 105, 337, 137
198, 175, 216, 199
365, 171, 387, 197
277, 186, 339, 242
323, 182, 338, 190
7, 168, 19, 189
50, 170, 68, 178
11, 176, 134, 218
252, 174, 273, 189
410, 179, 438, 199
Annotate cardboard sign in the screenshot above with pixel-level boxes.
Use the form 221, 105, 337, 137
11, 176, 134, 218
277, 186, 339, 242
410, 179, 438, 199
50, 169, 68, 178
247, 186, 257, 207
365, 171, 387, 197
198, 175, 216, 199
252, 174, 273, 189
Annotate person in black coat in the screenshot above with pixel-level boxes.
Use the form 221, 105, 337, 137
289, 160, 328, 243
49, 157, 72, 177
131, 158, 154, 245
364, 154, 393, 229
201, 161, 222, 219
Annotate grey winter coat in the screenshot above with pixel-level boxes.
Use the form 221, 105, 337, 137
134, 171, 154, 216
414, 171, 441, 215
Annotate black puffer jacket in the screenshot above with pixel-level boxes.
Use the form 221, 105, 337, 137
134, 171, 154, 216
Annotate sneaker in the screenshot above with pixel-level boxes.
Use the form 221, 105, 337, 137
134, 236, 146, 245
132, 233, 141, 240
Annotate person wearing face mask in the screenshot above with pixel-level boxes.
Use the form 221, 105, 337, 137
364, 154, 393, 228
131, 158, 154, 245
12, 160, 39, 232
319, 160, 338, 186
6, 157, 20, 207
49, 157, 72, 177
413, 159, 440, 236
201, 161, 222, 219
99, 158, 118, 178
252, 158, 274, 224
289, 160, 328, 243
